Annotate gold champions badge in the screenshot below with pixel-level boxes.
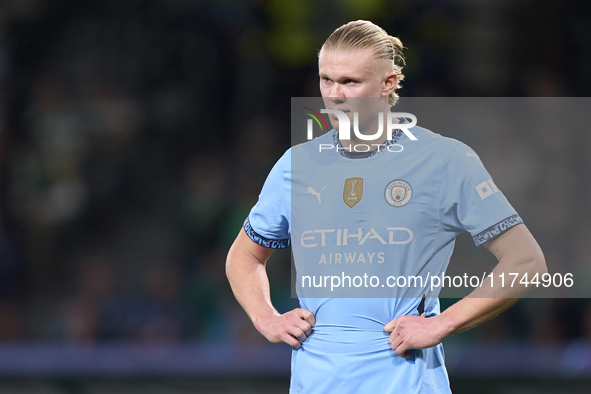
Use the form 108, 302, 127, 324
343, 177, 364, 208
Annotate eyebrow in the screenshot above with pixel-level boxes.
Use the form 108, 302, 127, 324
318, 73, 362, 81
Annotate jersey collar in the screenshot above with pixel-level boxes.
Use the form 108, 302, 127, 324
331, 117, 409, 159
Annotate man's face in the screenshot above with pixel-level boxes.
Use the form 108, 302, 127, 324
318, 48, 396, 134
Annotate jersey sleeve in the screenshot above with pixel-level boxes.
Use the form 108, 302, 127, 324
243, 149, 291, 249
439, 142, 523, 246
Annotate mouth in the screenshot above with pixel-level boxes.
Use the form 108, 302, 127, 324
328, 109, 350, 120
328, 108, 349, 112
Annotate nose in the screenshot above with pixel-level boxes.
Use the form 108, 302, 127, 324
329, 83, 346, 103
328, 88, 346, 104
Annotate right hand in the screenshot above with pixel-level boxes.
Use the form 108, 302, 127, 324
254, 308, 316, 349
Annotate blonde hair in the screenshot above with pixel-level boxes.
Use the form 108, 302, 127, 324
320, 20, 405, 106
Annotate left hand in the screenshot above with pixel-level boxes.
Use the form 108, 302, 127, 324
384, 314, 447, 358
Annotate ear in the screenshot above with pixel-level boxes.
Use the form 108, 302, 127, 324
381, 71, 397, 98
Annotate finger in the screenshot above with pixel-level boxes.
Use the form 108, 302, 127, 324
295, 320, 312, 337
391, 316, 409, 336
282, 333, 301, 349
284, 312, 311, 338
390, 334, 403, 350
395, 342, 409, 357
285, 324, 306, 341
296, 320, 312, 338
290, 328, 307, 342
384, 318, 398, 333
298, 309, 316, 326
388, 330, 398, 345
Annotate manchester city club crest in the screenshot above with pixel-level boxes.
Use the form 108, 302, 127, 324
385, 180, 412, 207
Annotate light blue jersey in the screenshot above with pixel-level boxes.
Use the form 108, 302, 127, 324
244, 124, 522, 393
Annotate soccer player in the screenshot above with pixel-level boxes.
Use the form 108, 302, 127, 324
226, 20, 546, 393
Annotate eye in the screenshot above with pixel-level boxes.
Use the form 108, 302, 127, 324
344, 79, 357, 84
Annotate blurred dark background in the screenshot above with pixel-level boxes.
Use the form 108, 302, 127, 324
0, 0, 590, 392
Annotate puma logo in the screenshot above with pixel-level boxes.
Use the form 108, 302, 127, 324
306, 186, 326, 204
465, 152, 478, 159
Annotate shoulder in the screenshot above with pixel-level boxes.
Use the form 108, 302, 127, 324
290, 130, 335, 153
288, 130, 337, 164
403, 125, 472, 163
264, 132, 335, 181
411, 125, 464, 149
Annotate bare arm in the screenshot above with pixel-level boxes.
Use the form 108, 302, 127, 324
385, 223, 547, 356
226, 229, 315, 348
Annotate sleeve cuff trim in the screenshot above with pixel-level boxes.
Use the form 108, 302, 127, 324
472, 214, 523, 246
243, 217, 290, 249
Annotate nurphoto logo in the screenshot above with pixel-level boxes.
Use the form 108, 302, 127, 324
304, 108, 418, 141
